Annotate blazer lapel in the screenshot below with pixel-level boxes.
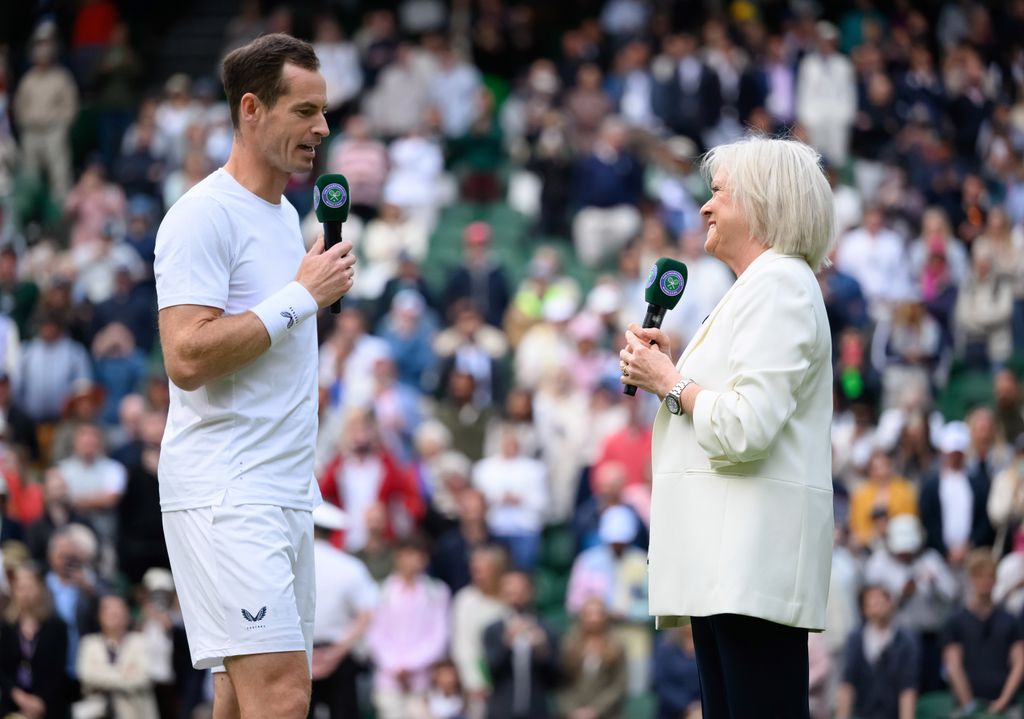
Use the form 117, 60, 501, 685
675, 249, 786, 370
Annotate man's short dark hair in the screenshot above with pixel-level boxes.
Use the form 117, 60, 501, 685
221, 33, 319, 129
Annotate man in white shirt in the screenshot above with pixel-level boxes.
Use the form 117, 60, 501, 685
57, 423, 126, 557
309, 503, 377, 719
472, 428, 547, 571
154, 33, 356, 719
920, 421, 995, 570
836, 205, 913, 321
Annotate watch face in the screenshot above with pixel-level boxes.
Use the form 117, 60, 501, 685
666, 395, 680, 414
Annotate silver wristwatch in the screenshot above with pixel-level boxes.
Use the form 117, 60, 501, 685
665, 377, 694, 415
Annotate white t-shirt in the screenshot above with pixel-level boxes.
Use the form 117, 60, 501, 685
312, 540, 379, 644
154, 168, 321, 511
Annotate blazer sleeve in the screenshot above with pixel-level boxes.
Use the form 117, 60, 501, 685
690, 270, 823, 467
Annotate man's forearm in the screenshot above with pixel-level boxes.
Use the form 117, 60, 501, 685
164, 312, 271, 391
898, 689, 916, 719
946, 662, 973, 705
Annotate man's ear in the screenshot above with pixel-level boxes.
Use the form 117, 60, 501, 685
238, 92, 262, 126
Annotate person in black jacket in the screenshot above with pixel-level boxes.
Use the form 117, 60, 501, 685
0, 562, 71, 719
442, 222, 510, 329
482, 571, 558, 719
919, 421, 995, 570
836, 584, 919, 719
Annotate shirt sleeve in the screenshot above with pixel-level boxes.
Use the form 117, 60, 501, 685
155, 193, 234, 311
690, 269, 823, 467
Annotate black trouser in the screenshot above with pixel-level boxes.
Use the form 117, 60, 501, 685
308, 654, 360, 719
690, 614, 810, 719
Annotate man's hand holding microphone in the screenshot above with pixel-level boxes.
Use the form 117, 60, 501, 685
298, 173, 356, 310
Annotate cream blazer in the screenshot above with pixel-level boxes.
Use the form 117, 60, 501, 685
649, 249, 834, 631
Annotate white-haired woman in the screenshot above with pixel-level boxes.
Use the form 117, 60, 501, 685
620, 136, 835, 718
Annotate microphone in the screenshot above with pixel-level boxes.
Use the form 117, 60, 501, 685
624, 257, 688, 396
313, 173, 351, 314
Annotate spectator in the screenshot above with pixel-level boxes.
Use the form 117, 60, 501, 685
64, 161, 127, 249
836, 205, 912, 322
987, 434, 1024, 558
652, 33, 721, 148
604, 41, 657, 131
136, 567, 200, 719
313, 14, 363, 128
380, 290, 437, 393
57, 423, 126, 557
76, 593, 159, 719
327, 114, 389, 221
356, 503, 397, 584
414, 431, 461, 538
434, 301, 508, 408
651, 624, 701, 719
15, 313, 92, 425
943, 550, 1024, 717
908, 207, 970, 289
310, 503, 378, 719
424, 658, 465, 719
26, 468, 91, 565
954, 241, 1015, 370
920, 421, 995, 570
442, 222, 510, 329
450, 544, 508, 713
565, 63, 612, 154
558, 597, 628, 719
565, 504, 649, 695
363, 43, 431, 139
428, 42, 482, 139
836, 584, 919, 719
0, 562, 70, 719
430, 486, 493, 594
569, 118, 644, 269
472, 427, 546, 571
13, 38, 78, 201
815, 251, 864, 348
366, 535, 450, 719
993, 371, 1024, 457
483, 571, 559, 719
46, 526, 100, 679
116, 412, 168, 584
91, 322, 148, 426
796, 21, 857, 165
319, 406, 423, 552
435, 371, 493, 463
864, 514, 958, 692
360, 205, 431, 299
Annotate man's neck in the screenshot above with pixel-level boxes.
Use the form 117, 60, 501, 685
223, 138, 288, 204
970, 597, 994, 616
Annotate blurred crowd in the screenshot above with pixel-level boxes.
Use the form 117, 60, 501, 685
0, 0, 1024, 718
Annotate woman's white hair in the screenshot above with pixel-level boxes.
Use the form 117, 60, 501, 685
701, 136, 836, 271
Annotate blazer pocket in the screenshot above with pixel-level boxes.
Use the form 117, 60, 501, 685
688, 470, 809, 601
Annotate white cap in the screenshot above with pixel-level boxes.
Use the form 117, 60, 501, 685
312, 503, 349, 531
599, 505, 639, 545
542, 294, 577, 323
586, 284, 621, 315
886, 514, 923, 555
938, 421, 970, 455
142, 567, 175, 593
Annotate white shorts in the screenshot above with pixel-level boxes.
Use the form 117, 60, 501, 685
162, 502, 315, 672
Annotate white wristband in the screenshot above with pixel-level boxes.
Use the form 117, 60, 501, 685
250, 281, 319, 346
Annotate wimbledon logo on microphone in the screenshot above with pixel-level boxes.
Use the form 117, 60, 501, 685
645, 264, 658, 288
321, 183, 348, 209
660, 270, 685, 296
